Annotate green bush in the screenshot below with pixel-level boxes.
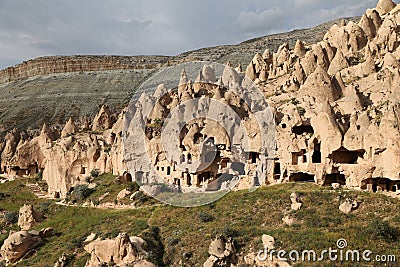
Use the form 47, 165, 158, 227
39, 201, 52, 213
365, 219, 397, 242
221, 226, 239, 238
4, 211, 18, 224
35, 171, 43, 181
72, 184, 94, 201
198, 212, 213, 223
90, 169, 100, 178
127, 182, 140, 192
141, 226, 165, 267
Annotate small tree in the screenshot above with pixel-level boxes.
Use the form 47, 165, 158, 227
72, 184, 94, 201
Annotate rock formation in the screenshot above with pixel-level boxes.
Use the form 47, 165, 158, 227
53, 253, 69, 267
17, 205, 43, 231
0, 231, 43, 264
203, 235, 237, 267
339, 198, 359, 214
83, 233, 152, 267
0, 55, 169, 83
290, 192, 302, 211
244, 234, 291, 267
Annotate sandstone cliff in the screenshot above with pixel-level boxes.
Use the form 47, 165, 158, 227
0, 55, 169, 84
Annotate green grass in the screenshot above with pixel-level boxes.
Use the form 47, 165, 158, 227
1, 179, 400, 266
74, 173, 141, 206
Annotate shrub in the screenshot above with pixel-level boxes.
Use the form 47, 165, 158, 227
90, 169, 100, 178
221, 226, 239, 238
141, 226, 164, 267
0, 192, 6, 200
4, 211, 18, 224
198, 212, 213, 223
39, 201, 52, 213
35, 171, 43, 181
166, 236, 180, 246
365, 219, 397, 242
72, 184, 94, 201
291, 98, 300, 105
38, 181, 48, 192
127, 182, 140, 192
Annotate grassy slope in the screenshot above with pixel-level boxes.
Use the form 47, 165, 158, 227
0, 175, 400, 266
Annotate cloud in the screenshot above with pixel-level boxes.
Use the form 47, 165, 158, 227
0, 0, 396, 69
235, 7, 287, 34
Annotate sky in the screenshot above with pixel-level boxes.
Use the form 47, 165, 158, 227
0, 0, 395, 69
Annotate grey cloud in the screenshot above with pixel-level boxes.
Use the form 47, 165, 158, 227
0, 0, 397, 69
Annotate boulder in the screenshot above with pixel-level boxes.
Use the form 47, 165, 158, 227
282, 215, 295, 226
84, 233, 97, 244
376, 0, 397, 16
261, 234, 275, 250
0, 231, 43, 264
290, 192, 302, 211
39, 227, 54, 239
54, 253, 68, 267
339, 199, 358, 214
84, 233, 149, 267
204, 235, 237, 267
117, 189, 132, 201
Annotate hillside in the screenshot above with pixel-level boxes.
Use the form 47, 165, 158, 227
0, 17, 358, 133
0, 176, 399, 267
2, 0, 400, 265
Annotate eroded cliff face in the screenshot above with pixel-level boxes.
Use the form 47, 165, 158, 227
245, 0, 400, 193
0, 55, 170, 83
0, 0, 400, 198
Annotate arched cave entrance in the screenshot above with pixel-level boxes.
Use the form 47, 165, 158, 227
323, 173, 346, 186
121, 172, 132, 183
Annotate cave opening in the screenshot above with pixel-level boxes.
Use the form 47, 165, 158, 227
292, 125, 314, 135
323, 173, 346, 186
273, 161, 281, 179
312, 140, 322, 163
361, 178, 400, 192
289, 172, 315, 182
292, 150, 307, 165
331, 148, 365, 164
